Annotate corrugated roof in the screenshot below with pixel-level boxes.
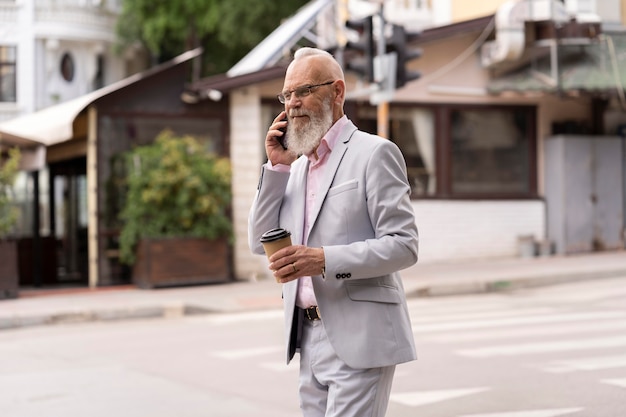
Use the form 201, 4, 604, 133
227, 0, 333, 77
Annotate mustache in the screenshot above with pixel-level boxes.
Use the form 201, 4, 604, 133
288, 110, 309, 118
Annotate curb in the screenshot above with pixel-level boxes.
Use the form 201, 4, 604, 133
2, 267, 626, 331
405, 268, 626, 297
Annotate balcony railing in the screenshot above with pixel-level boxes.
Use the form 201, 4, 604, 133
0, 0, 120, 30
35, 0, 119, 29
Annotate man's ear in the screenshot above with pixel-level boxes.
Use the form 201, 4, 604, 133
335, 80, 346, 104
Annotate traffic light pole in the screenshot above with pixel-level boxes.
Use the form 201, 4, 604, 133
375, 7, 389, 139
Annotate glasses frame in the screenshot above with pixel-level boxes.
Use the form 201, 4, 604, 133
278, 80, 335, 104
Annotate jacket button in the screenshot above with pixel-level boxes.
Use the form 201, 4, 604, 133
335, 274, 341, 279
347, 273, 351, 278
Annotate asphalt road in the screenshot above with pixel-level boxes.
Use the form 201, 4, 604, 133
1, 276, 625, 417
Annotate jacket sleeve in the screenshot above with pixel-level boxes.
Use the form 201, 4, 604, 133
248, 165, 291, 255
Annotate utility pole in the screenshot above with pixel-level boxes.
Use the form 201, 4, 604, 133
375, 6, 389, 139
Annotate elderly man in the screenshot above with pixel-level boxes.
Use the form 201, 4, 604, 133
248, 47, 418, 417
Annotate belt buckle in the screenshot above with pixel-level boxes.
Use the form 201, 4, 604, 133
305, 306, 320, 321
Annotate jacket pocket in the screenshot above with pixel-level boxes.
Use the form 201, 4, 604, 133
346, 281, 401, 304
327, 179, 358, 197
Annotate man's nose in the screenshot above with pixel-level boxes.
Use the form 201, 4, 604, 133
285, 94, 302, 106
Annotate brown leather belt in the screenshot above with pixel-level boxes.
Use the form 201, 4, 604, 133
303, 306, 321, 321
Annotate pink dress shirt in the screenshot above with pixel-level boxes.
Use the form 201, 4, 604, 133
268, 116, 350, 308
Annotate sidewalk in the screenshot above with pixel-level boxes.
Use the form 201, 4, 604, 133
1, 250, 625, 330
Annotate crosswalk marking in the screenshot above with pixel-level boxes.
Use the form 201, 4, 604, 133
457, 408, 583, 417
408, 299, 544, 315
456, 335, 626, 358
601, 378, 626, 389
390, 387, 490, 407
539, 354, 626, 373
424, 320, 626, 343
410, 308, 556, 324
201, 281, 623, 416
202, 310, 283, 325
212, 345, 283, 359
413, 311, 626, 333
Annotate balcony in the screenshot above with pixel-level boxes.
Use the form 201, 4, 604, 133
0, 0, 119, 40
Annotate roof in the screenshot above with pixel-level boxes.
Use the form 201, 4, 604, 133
189, 65, 287, 96
0, 48, 202, 146
488, 32, 626, 95
227, 0, 333, 77
187, 14, 497, 99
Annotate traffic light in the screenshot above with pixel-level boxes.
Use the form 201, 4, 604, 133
344, 15, 375, 83
387, 24, 422, 88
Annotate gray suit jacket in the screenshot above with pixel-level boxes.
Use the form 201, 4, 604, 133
248, 119, 418, 369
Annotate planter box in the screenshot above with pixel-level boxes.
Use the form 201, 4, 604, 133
17, 236, 58, 286
132, 237, 231, 289
0, 240, 19, 299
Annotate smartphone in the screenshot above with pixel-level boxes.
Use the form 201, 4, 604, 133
277, 117, 288, 149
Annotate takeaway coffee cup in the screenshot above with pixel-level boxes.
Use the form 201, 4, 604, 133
260, 228, 292, 259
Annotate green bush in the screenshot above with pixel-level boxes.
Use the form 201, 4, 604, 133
118, 130, 232, 264
0, 147, 21, 237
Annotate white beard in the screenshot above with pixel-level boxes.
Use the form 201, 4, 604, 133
286, 98, 334, 156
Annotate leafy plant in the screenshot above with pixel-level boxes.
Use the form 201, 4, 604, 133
0, 147, 21, 237
118, 130, 232, 264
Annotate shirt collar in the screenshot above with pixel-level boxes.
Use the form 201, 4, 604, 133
307, 115, 349, 163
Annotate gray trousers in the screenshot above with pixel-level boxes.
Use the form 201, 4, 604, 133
298, 316, 396, 417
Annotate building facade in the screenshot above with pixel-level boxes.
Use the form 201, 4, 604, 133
1, 0, 624, 288
0, 0, 147, 288
191, 0, 625, 281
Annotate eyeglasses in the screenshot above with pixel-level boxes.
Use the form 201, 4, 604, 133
277, 81, 335, 104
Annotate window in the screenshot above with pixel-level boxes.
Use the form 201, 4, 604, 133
449, 107, 534, 196
93, 54, 104, 90
60, 52, 75, 82
357, 103, 536, 199
0, 46, 17, 102
356, 106, 437, 197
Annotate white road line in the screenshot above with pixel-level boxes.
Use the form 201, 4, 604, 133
390, 387, 490, 407
212, 345, 283, 359
408, 299, 525, 315
601, 378, 626, 389
424, 320, 626, 343
410, 308, 556, 324
538, 354, 626, 373
457, 408, 583, 417
202, 310, 283, 324
413, 311, 626, 333
456, 336, 626, 358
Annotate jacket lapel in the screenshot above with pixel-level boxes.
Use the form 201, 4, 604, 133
289, 157, 309, 245
307, 122, 358, 233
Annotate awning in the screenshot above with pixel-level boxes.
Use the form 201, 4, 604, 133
0, 48, 202, 147
488, 32, 626, 95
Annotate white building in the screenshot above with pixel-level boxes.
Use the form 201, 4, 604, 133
0, 0, 146, 123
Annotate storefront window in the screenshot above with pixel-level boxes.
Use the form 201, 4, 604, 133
391, 108, 436, 196
356, 106, 436, 197
450, 107, 532, 195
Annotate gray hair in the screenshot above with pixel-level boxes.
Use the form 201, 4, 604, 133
294, 47, 334, 60
293, 47, 345, 81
